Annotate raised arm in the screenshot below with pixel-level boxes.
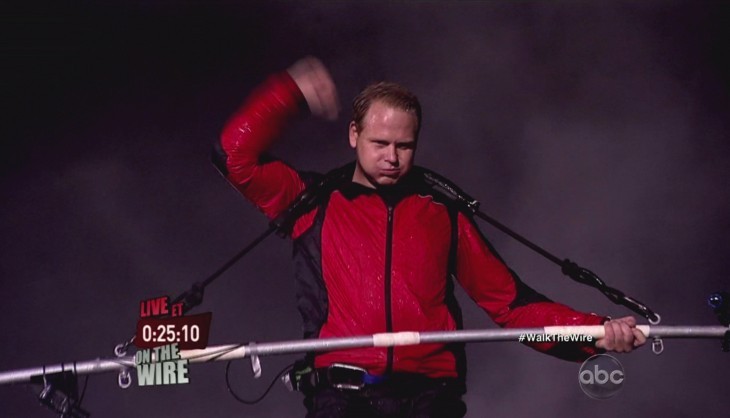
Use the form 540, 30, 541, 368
216, 57, 340, 219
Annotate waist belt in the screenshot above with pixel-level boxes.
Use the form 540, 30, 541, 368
314, 363, 387, 391
301, 363, 461, 394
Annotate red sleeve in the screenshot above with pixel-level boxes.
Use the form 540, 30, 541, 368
454, 213, 605, 361
219, 72, 307, 220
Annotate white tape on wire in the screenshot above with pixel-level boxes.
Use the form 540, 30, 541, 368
372, 332, 421, 347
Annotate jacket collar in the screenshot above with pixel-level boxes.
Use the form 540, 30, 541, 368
338, 167, 424, 207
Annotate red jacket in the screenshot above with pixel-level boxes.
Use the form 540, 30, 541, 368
218, 72, 604, 378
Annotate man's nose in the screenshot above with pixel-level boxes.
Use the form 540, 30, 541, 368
384, 145, 398, 165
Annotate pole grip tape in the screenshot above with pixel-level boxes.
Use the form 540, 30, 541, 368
372, 332, 421, 347
543, 325, 651, 338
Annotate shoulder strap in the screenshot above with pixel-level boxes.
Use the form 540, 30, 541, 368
270, 162, 355, 236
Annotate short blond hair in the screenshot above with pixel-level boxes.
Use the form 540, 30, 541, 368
352, 82, 422, 135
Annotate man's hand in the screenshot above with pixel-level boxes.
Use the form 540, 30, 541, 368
287, 56, 340, 121
595, 316, 647, 353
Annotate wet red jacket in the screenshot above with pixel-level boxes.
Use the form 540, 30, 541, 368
218, 72, 604, 378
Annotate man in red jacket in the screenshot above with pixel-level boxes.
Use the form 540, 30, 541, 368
216, 57, 646, 418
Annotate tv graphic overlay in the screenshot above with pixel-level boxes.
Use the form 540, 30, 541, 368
578, 354, 625, 399
134, 343, 189, 386
133, 296, 212, 387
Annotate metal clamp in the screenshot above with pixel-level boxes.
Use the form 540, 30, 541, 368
114, 344, 126, 358
114, 341, 131, 358
118, 369, 132, 389
249, 342, 262, 379
652, 337, 664, 355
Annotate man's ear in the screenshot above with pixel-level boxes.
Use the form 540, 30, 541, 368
348, 121, 359, 149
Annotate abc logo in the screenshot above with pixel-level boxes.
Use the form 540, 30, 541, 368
579, 365, 624, 384
578, 354, 625, 399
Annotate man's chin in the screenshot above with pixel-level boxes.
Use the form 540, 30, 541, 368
374, 175, 401, 186
357, 168, 410, 188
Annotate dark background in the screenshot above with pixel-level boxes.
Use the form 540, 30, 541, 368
2, 1, 729, 417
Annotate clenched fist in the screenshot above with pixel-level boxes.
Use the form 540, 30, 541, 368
595, 316, 647, 353
287, 56, 340, 121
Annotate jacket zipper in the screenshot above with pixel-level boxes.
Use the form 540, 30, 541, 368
384, 204, 394, 374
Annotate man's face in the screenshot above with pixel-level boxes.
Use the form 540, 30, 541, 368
349, 101, 418, 188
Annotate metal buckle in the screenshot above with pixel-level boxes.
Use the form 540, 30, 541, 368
326, 363, 367, 391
